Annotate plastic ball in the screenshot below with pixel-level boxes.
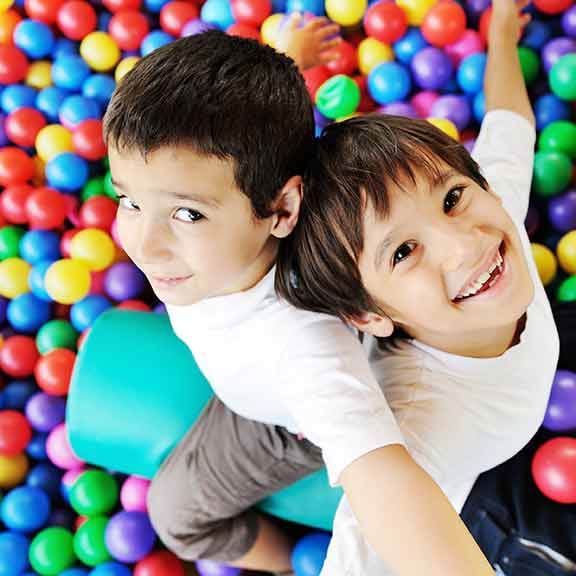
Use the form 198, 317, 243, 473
557, 230, 576, 275
364, 1, 407, 44
83, 74, 116, 106
518, 46, 540, 85
558, 275, 576, 301
44, 258, 91, 305
140, 29, 173, 56
286, 0, 324, 14
411, 89, 438, 116
80, 31, 121, 72
73, 516, 112, 566
549, 189, 576, 233
430, 94, 470, 131
426, 117, 458, 140
14, 19, 55, 59
57, 0, 97, 40
70, 295, 112, 331
161, 1, 199, 35
397, 0, 436, 26
91, 562, 132, 576
0, 531, 30, 576
36, 319, 77, 354
35, 348, 76, 396
444, 29, 484, 66
539, 120, 576, 159
0, 452, 28, 488
0, 10, 22, 45
0, 380, 35, 412
70, 228, 115, 272
1, 85, 37, 115
543, 370, 576, 432
0, 45, 29, 84
393, 27, 428, 65
104, 261, 147, 300
105, 510, 157, 563
542, 37, 576, 75
103, 0, 141, 12
260, 12, 283, 45
20, 230, 60, 265
120, 476, 150, 512
563, 4, 576, 36
324, 40, 356, 77
291, 532, 331, 576
325, 0, 366, 26
27, 431, 49, 460
358, 37, 393, 75
200, 0, 234, 30
134, 550, 185, 576
534, 0, 572, 14
26, 187, 67, 230
25, 392, 66, 433
51, 54, 91, 91
0, 257, 31, 299
69, 469, 118, 516
46, 152, 89, 192
531, 243, 557, 285
456, 51, 486, 94
195, 560, 241, 576
421, 1, 465, 47
29, 527, 76, 575
7, 292, 52, 333
36, 124, 74, 163
316, 74, 361, 119
36, 87, 68, 123
412, 46, 452, 90
550, 53, 576, 101
24, 0, 64, 23
533, 150, 572, 197
0, 410, 31, 456
108, 10, 149, 51
5, 108, 47, 148
79, 195, 117, 231
0, 225, 24, 259
59, 95, 100, 129
0, 335, 38, 378
1, 485, 51, 532
46, 423, 82, 470
26, 461, 63, 501
25, 60, 51, 90
0, 148, 34, 187
367, 61, 411, 105
532, 437, 576, 504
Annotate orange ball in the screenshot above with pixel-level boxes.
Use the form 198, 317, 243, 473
35, 348, 76, 396
0, 10, 21, 45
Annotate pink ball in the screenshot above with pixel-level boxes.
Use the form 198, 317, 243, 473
121, 475, 150, 512
410, 91, 439, 118
444, 29, 485, 66
46, 423, 84, 470
89, 270, 107, 295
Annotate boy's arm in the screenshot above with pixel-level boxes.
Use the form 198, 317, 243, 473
485, 0, 535, 125
340, 445, 495, 575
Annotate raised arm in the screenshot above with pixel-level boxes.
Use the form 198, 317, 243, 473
485, 0, 535, 125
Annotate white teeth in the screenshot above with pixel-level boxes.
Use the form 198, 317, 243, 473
455, 247, 504, 300
477, 271, 491, 284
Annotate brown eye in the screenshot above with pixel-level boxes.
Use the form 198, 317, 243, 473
393, 242, 415, 267
174, 208, 204, 223
443, 187, 465, 213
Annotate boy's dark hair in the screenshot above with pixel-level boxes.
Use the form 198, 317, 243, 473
277, 113, 489, 344
103, 30, 315, 219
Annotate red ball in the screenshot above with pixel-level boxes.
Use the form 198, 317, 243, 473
226, 22, 260, 40
0, 45, 28, 84
0, 411, 32, 456
5, 108, 47, 149
108, 10, 150, 50
302, 65, 331, 99
479, 7, 491, 43
27, 187, 68, 230
325, 40, 357, 76
231, 0, 271, 27
160, 1, 199, 36
364, 0, 407, 44
532, 437, 576, 504
0, 148, 35, 186
35, 348, 76, 397
57, 0, 97, 40
116, 299, 151, 311
1, 184, 33, 225
134, 550, 185, 576
73, 119, 107, 161
533, 0, 572, 14
0, 336, 39, 378
354, 75, 377, 113
79, 196, 117, 231
25, 0, 65, 23
422, 1, 467, 47
60, 228, 79, 258
103, 0, 141, 13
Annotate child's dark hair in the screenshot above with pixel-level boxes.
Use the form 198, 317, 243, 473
277, 113, 489, 343
103, 30, 315, 219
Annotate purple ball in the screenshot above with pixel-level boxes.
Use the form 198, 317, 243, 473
541, 37, 576, 73
196, 560, 241, 576
524, 205, 540, 238
430, 94, 471, 131
549, 189, 576, 233
314, 106, 330, 129
105, 511, 157, 563
466, 0, 490, 15
104, 262, 147, 301
562, 5, 576, 38
543, 370, 576, 432
0, 114, 8, 147
47, 508, 76, 530
411, 47, 453, 91
181, 19, 217, 37
380, 102, 418, 118
25, 392, 66, 433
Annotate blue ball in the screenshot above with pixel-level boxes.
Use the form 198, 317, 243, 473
0, 113, 8, 147
411, 47, 453, 91
26, 432, 48, 461
60, 569, 90, 576
291, 532, 331, 576
46, 152, 89, 192
1, 486, 51, 533
52, 55, 91, 91
29, 260, 57, 302
272, 0, 287, 11
83, 74, 116, 107
1, 380, 37, 411
0, 532, 30, 576
7, 293, 52, 333
1, 85, 37, 114
534, 93, 571, 130
287, 0, 325, 15
20, 230, 61, 265
91, 562, 132, 576
144, 0, 170, 12
13, 19, 55, 59
473, 91, 485, 124
201, 0, 235, 30
36, 86, 70, 122
70, 295, 112, 332
47, 508, 75, 531
457, 52, 487, 94
26, 462, 63, 502
521, 20, 553, 51
0, 295, 7, 324
141, 30, 174, 57
368, 62, 412, 105
98, 11, 112, 30
59, 95, 101, 129
52, 37, 79, 59
393, 28, 429, 65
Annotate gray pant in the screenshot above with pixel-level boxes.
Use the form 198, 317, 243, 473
147, 397, 324, 562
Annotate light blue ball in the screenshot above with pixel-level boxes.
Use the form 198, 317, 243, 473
1, 486, 51, 533
0, 531, 30, 576
36, 87, 70, 122
13, 19, 55, 59
393, 28, 429, 65
7, 293, 52, 333
368, 61, 412, 105
457, 52, 487, 95
20, 230, 61, 265
52, 55, 91, 91
90, 562, 132, 576
291, 532, 331, 576
535, 93, 571, 130
141, 30, 174, 56
46, 152, 89, 192
287, 0, 325, 16
59, 95, 101, 129
201, 0, 235, 30
1, 85, 37, 114
71, 295, 113, 332
83, 74, 116, 107
29, 260, 57, 302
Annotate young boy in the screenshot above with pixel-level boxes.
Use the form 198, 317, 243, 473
277, 1, 571, 574
103, 25, 495, 576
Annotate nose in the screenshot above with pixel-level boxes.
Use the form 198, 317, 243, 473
135, 216, 173, 265
426, 220, 481, 273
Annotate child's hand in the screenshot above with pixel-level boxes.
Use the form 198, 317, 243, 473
489, 0, 532, 44
275, 13, 341, 71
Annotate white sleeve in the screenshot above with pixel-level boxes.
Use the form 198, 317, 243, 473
471, 109, 536, 224
277, 316, 405, 486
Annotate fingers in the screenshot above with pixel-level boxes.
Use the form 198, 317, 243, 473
285, 11, 303, 31
304, 16, 330, 30
320, 37, 342, 50
316, 23, 341, 40
319, 50, 340, 64
516, 0, 531, 11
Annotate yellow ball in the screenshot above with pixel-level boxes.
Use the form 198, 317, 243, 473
45, 259, 91, 304
70, 229, 116, 272
326, 0, 367, 26
80, 32, 121, 72
0, 453, 28, 489
35, 124, 74, 163
358, 37, 393, 76
397, 0, 437, 25
260, 13, 284, 47
26, 60, 52, 89
0, 258, 30, 299
531, 243, 557, 286
115, 56, 139, 83
0, 0, 14, 12
557, 231, 576, 275
427, 117, 459, 141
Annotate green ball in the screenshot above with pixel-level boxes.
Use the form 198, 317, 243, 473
550, 53, 576, 101
73, 516, 111, 567
557, 275, 576, 302
29, 527, 76, 575
315, 74, 361, 120
36, 319, 78, 354
82, 177, 106, 202
533, 151, 572, 197
0, 226, 25, 260
104, 171, 118, 200
69, 470, 119, 516
538, 121, 576, 159
518, 47, 540, 86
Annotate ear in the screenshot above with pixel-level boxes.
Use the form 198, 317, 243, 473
270, 175, 303, 239
348, 311, 395, 338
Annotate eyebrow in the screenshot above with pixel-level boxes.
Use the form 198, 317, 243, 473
110, 178, 222, 208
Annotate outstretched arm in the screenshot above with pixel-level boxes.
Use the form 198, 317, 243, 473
485, 0, 535, 125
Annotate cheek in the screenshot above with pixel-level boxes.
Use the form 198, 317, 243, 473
115, 214, 133, 255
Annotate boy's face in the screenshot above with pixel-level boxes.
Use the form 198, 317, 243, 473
108, 145, 279, 306
357, 164, 534, 353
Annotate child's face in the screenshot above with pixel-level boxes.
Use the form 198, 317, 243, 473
108, 145, 279, 306
357, 163, 534, 352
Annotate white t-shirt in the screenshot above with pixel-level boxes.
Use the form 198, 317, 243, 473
320, 110, 560, 575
